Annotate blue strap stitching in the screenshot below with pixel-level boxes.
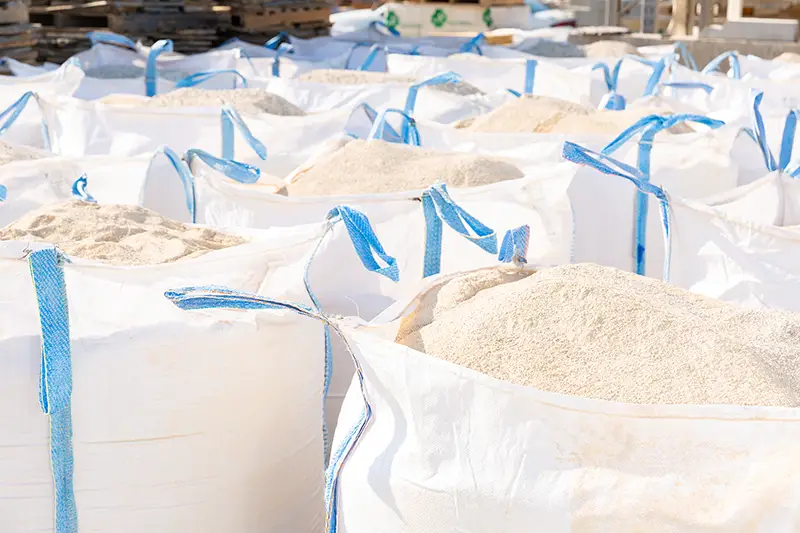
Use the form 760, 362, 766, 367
29, 248, 78, 533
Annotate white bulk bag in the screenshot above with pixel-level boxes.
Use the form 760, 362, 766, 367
386, 54, 592, 105
0, 65, 84, 148
188, 149, 576, 278
4, 57, 59, 76
0, 147, 196, 226
561, 121, 742, 278
2, 93, 376, 179
667, 171, 800, 312
1, 204, 411, 532
317, 281, 800, 533
0, 228, 331, 532
264, 73, 496, 123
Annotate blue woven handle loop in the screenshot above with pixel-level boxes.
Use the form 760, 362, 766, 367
87, 30, 135, 49
220, 105, 268, 161
524, 59, 536, 96
601, 113, 722, 275
0, 91, 51, 151
498, 224, 530, 264
370, 20, 401, 37
71, 174, 96, 203
358, 44, 385, 71
563, 141, 672, 280
146, 146, 197, 223
28, 248, 78, 533
175, 69, 249, 89
780, 110, 800, 173
367, 108, 421, 146
403, 71, 462, 142
701, 50, 741, 80
265, 31, 290, 50
345, 102, 403, 141
186, 148, 260, 185
271, 45, 284, 77
302, 205, 398, 461
751, 91, 777, 172
592, 62, 613, 92
326, 206, 400, 282
145, 39, 173, 97
456, 33, 485, 55
164, 285, 370, 533
673, 41, 698, 71
421, 183, 497, 278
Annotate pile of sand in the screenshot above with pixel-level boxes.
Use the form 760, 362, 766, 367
458, 96, 692, 134
0, 201, 246, 265
145, 88, 306, 115
455, 96, 590, 133
296, 69, 484, 96
584, 40, 641, 58
0, 141, 47, 165
284, 140, 524, 195
397, 264, 800, 406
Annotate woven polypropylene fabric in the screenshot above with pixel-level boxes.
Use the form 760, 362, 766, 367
29, 248, 78, 533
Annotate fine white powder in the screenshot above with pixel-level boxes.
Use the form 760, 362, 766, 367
284, 139, 524, 195
584, 40, 641, 58
83, 64, 188, 81
456, 96, 590, 133
397, 264, 800, 406
774, 52, 800, 63
296, 68, 484, 96
0, 201, 246, 265
145, 88, 306, 115
459, 96, 692, 134
0, 141, 46, 165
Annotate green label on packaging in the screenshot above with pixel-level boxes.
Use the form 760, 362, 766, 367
482, 7, 493, 27
431, 8, 448, 28
385, 9, 400, 29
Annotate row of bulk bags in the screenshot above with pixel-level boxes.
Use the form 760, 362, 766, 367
386, 53, 593, 105
3, 196, 431, 532
0, 93, 380, 179
187, 148, 577, 433
165, 270, 800, 533
2, 223, 329, 533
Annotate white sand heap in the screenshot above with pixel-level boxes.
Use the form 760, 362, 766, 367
584, 40, 641, 58
284, 139, 524, 196
458, 96, 693, 134
397, 264, 800, 406
83, 65, 188, 81
774, 52, 800, 63
145, 88, 305, 115
0, 201, 246, 265
0, 141, 47, 165
296, 69, 484, 96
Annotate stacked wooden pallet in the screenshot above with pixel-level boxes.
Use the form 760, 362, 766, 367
219, 0, 331, 43
0, 0, 39, 68
29, 0, 230, 57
